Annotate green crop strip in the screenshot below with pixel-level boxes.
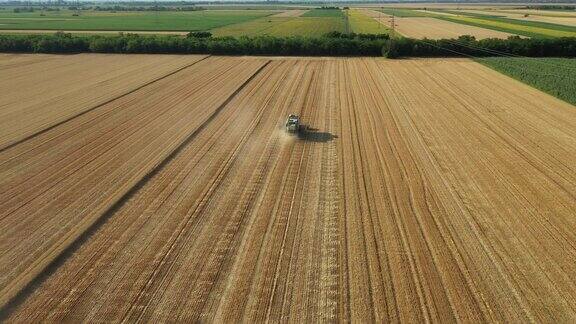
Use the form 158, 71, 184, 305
478, 57, 576, 106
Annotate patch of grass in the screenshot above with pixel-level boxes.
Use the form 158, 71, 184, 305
348, 9, 388, 34
478, 57, 576, 106
302, 8, 343, 18
0, 9, 274, 31
212, 16, 344, 37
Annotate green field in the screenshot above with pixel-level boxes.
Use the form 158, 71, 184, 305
348, 9, 388, 34
478, 57, 576, 105
212, 16, 345, 37
0, 9, 275, 31
301, 8, 343, 18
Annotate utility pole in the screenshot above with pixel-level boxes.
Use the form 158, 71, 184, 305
379, 7, 382, 31
389, 14, 396, 56
75, 0, 80, 16
390, 14, 395, 38
154, 0, 159, 25
344, 9, 350, 34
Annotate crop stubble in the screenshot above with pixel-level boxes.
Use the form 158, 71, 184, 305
0, 55, 575, 322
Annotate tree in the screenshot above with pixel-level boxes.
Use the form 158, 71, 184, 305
382, 39, 400, 58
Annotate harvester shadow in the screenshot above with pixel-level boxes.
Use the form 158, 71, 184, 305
298, 127, 338, 143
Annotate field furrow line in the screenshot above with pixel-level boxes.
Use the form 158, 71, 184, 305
279, 62, 327, 322
208, 61, 312, 322
352, 60, 406, 323
337, 59, 382, 322
117, 61, 271, 322
238, 61, 319, 322
135, 61, 294, 322
263, 62, 319, 322
316, 60, 343, 322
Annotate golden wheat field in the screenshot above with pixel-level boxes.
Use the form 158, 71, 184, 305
1, 54, 576, 322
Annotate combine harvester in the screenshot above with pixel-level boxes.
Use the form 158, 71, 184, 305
285, 114, 304, 134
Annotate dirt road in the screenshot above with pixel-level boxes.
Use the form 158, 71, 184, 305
1, 55, 575, 322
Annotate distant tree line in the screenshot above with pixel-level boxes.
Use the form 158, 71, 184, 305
0, 32, 575, 58
0, 32, 390, 56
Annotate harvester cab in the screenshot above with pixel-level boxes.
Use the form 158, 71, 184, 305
285, 114, 301, 134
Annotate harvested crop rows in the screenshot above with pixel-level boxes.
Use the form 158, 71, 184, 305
1, 55, 576, 322
0, 54, 207, 150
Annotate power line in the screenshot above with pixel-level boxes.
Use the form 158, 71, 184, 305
427, 37, 576, 72
414, 38, 573, 78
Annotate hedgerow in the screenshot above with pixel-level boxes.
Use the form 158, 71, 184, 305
0, 32, 575, 58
